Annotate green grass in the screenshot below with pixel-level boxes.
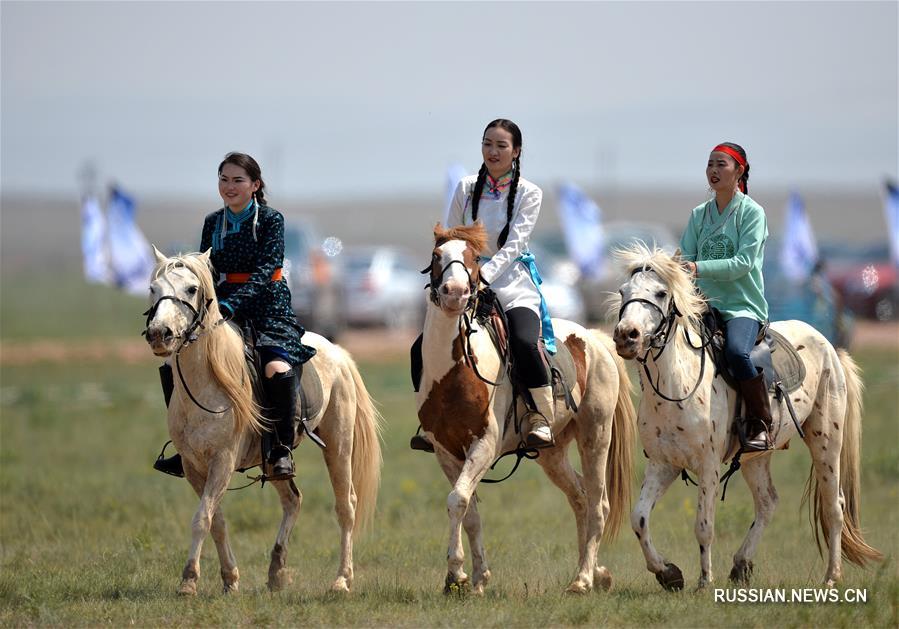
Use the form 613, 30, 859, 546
1, 274, 897, 626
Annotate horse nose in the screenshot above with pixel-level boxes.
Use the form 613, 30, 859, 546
146, 325, 173, 345
441, 282, 469, 299
613, 323, 637, 345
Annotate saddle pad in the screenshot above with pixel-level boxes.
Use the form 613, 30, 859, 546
767, 328, 806, 394
297, 359, 323, 421
545, 338, 577, 404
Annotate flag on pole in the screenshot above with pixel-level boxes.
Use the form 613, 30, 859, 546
779, 191, 818, 282
107, 186, 154, 296
885, 180, 899, 267
557, 183, 605, 279
81, 195, 111, 285
442, 163, 468, 226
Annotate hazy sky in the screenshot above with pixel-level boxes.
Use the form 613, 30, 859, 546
2, 1, 897, 201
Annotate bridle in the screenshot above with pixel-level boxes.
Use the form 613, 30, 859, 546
423, 256, 478, 312
142, 276, 229, 415
619, 268, 711, 404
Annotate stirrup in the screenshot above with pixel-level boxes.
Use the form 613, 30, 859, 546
267, 446, 296, 481
522, 412, 554, 449
737, 421, 773, 453
153, 441, 185, 477
410, 426, 434, 453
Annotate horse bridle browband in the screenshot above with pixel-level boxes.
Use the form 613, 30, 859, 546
142, 282, 230, 415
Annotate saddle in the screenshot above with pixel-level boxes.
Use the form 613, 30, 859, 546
478, 296, 579, 415
236, 320, 324, 448
703, 309, 806, 395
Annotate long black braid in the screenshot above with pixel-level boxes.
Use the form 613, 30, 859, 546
470, 163, 488, 223
497, 156, 521, 248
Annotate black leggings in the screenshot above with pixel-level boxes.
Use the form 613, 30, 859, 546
506, 307, 550, 388
409, 307, 549, 392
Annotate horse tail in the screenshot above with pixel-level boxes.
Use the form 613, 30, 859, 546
595, 332, 636, 542
805, 349, 882, 566
343, 350, 383, 535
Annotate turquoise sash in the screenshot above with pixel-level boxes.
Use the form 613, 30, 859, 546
517, 251, 557, 354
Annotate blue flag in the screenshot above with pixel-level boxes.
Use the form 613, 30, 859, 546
81, 195, 111, 285
779, 191, 818, 282
442, 163, 468, 226
886, 181, 899, 267
107, 186, 154, 296
557, 183, 605, 280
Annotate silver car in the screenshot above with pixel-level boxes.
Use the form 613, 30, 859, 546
343, 246, 427, 329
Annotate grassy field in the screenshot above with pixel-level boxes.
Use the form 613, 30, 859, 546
1, 274, 897, 627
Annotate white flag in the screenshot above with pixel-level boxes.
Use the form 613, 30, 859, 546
779, 191, 818, 282
885, 181, 899, 267
442, 163, 468, 226
107, 186, 154, 296
558, 183, 605, 279
81, 195, 111, 284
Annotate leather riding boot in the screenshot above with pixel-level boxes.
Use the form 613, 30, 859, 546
410, 429, 435, 453
263, 370, 298, 481
153, 363, 185, 477
524, 385, 555, 448
739, 372, 774, 452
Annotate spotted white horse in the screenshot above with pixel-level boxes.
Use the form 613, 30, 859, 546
144, 249, 382, 595
417, 223, 636, 595
611, 244, 881, 590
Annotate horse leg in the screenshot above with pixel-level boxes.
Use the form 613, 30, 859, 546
180, 456, 237, 595
633, 459, 683, 591
729, 455, 778, 585
436, 455, 490, 595
443, 438, 495, 595
694, 463, 721, 589
321, 426, 358, 593
267, 479, 302, 592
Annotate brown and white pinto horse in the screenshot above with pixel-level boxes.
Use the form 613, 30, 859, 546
417, 222, 637, 595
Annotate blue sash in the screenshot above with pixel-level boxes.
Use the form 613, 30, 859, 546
517, 252, 556, 354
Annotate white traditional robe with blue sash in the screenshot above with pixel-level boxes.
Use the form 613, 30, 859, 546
448, 174, 555, 352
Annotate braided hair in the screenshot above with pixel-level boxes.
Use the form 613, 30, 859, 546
470, 119, 523, 249
718, 142, 750, 195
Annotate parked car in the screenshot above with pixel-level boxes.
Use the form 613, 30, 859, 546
821, 242, 898, 321
283, 222, 346, 341
527, 242, 587, 325
763, 238, 853, 348
343, 246, 427, 329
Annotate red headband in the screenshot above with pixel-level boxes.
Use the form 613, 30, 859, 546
711, 144, 746, 168
711, 144, 747, 192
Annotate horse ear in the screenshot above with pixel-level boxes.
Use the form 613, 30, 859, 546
199, 249, 212, 265
152, 245, 168, 264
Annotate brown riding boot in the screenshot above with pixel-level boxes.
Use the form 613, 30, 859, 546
739, 372, 774, 452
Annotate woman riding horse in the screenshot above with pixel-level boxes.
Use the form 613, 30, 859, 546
411, 118, 556, 450
680, 142, 772, 452
154, 152, 315, 480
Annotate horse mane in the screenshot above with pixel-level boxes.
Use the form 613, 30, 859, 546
154, 252, 263, 436
609, 243, 706, 330
433, 222, 488, 255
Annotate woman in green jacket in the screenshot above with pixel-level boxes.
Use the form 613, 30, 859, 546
680, 142, 772, 451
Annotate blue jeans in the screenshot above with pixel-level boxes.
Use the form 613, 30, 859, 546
725, 317, 761, 381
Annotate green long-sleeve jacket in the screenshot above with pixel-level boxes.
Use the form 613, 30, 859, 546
679, 191, 769, 322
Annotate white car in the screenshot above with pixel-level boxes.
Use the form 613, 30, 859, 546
343, 246, 427, 329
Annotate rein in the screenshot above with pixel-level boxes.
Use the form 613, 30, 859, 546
143, 290, 230, 415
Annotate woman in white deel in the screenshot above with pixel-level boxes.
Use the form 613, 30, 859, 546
412, 118, 556, 451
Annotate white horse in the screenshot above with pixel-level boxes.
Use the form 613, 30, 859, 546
611, 244, 882, 589
417, 223, 636, 595
144, 249, 382, 595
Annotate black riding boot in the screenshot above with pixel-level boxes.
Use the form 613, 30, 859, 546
408, 334, 434, 453
263, 370, 298, 480
739, 371, 774, 452
153, 363, 185, 477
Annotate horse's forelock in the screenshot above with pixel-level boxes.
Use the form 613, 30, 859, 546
612, 243, 706, 326
433, 222, 488, 256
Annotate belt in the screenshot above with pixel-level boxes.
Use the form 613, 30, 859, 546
225, 268, 283, 283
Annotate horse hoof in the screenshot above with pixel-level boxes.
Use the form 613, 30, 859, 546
330, 577, 351, 593
565, 581, 589, 595
222, 582, 239, 595
177, 580, 198, 596
655, 563, 685, 591
594, 566, 613, 592
728, 559, 753, 585
443, 573, 470, 596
